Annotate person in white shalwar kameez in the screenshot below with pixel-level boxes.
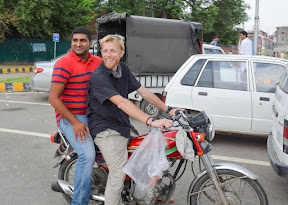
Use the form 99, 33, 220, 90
237, 31, 252, 82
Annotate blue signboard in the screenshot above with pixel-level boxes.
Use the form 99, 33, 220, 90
53, 33, 60, 42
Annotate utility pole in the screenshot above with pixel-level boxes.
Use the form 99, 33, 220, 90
253, 0, 260, 55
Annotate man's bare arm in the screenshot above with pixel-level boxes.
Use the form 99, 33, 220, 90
49, 82, 90, 142
137, 86, 180, 116
109, 95, 173, 130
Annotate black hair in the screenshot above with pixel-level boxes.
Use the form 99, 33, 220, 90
71, 26, 92, 41
215, 34, 220, 39
240, 31, 248, 37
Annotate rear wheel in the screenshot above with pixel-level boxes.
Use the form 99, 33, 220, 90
58, 156, 77, 204
188, 169, 268, 205
58, 155, 107, 205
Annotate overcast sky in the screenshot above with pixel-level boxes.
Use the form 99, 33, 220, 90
243, 0, 288, 35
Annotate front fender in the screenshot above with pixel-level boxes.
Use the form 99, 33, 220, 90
188, 163, 258, 198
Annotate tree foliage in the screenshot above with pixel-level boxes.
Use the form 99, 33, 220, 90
0, 10, 19, 43
0, 0, 249, 44
94, 0, 249, 44
95, 0, 185, 19
0, 0, 94, 41
183, 0, 249, 44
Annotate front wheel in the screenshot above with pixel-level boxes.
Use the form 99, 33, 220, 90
188, 169, 268, 205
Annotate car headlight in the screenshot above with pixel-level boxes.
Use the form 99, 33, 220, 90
205, 124, 215, 141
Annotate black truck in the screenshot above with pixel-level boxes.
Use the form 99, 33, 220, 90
96, 12, 203, 118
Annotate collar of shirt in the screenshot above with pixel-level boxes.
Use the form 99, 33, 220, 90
99, 61, 123, 78
69, 50, 94, 64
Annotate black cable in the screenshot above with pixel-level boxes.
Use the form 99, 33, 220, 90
191, 160, 196, 177
175, 159, 188, 182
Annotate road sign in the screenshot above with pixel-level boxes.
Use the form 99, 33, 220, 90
53, 33, 59, 42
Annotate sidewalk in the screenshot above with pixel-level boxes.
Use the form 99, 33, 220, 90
0, 66, 34, 92
0, 66, 33, 74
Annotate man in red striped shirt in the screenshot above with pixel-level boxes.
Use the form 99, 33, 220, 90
49, 26, 101, 205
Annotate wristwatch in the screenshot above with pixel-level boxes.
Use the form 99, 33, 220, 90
166, 106, 173, 114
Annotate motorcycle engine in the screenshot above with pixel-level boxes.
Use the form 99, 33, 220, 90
132, 184, 159, 205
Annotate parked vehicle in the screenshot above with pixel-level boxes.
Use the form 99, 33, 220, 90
246, 30, 274, 56
202, 44, 225, 54
30, 48, 97, 92
51, 110, 268, 204
96, 12, 203, 118
267, 64, 288, 176
163, 54, 288, 136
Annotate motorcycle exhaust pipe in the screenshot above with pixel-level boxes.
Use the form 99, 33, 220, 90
51, 180, 73, 195
51, 180, 105, 202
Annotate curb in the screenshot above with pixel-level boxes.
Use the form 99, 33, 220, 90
0, 67, 33, 74
0, 83, 31, 92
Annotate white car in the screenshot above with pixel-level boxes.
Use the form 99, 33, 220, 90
30, 48, 97, 92
267, 64, 288, 176
202, 44, 225, 54
164, 54, 287, 136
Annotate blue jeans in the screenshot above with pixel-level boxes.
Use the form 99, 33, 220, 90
59, 114, 95, 205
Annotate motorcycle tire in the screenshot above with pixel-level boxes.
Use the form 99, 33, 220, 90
58, 155, 77, 204
58, 155, 107, 205
188, 169, 268, 205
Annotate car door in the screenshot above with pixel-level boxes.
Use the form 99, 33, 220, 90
251, 61, 286, 134
191, 59, 252, 132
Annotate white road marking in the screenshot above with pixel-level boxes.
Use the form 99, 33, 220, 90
0, 128, 50, 138
0, 127, 271, 166
212, 155, 270, 166
0, 100, 50, 106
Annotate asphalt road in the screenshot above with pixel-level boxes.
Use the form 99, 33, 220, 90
0, 92, 288, 205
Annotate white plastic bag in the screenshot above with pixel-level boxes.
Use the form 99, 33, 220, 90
123, 128, 170, 190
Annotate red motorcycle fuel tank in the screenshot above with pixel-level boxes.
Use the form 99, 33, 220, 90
128, 130, 181, 159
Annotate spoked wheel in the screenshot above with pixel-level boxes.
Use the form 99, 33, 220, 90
189, 169, 268, 205
140, 99, 160, 118
58, 155, 107, 205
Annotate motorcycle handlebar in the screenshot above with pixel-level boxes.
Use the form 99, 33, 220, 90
170, 109, 209, 128
175, 109, 182, 116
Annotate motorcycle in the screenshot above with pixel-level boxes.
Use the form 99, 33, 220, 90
50, 110, 268, 205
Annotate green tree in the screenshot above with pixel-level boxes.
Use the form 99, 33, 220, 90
94, 0, 249, 44
94, 0, 185, 19
0, 10, 19, 43
0, 0, 95, 41
183, 0, 249, 44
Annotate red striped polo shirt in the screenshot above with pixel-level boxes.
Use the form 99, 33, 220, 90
51, 50, 102, 126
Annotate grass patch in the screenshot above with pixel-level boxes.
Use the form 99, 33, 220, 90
0, 76, 31, 83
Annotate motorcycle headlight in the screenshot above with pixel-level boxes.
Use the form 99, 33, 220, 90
205, 124, 215, 141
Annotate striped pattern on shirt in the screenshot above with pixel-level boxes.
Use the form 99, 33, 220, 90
51, 50, 102, 126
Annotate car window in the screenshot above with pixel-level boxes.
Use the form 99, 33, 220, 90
279, 69, 288, 93
204, 48, 212, 54
197, 60, 247, 91
204, 48, 221, 54
217, 50, 224, 54
253, 62, 285, 93
181, 59, 206, 86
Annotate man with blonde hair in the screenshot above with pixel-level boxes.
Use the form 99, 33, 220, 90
87, 34, 177, 204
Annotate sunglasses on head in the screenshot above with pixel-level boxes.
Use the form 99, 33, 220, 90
110, 35, 121, 40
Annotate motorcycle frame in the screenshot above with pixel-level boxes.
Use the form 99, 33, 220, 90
52, 114, 260, 204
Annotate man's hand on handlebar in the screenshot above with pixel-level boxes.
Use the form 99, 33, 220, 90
150, 118, 173, 131
168, 108, 185, 116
